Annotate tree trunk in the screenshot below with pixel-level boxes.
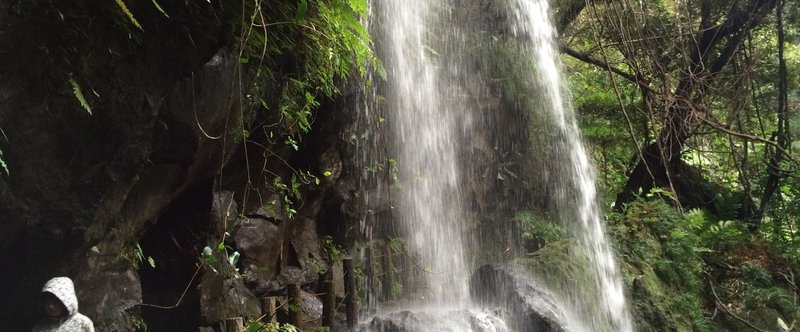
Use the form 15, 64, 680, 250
614, 0, 778, 210
754, 0, 789, 230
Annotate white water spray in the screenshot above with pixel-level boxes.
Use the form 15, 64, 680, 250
381, 0, 471, 304
509, 1, 634, 331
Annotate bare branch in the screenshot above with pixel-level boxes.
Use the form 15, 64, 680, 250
697, 114, 799, 169
706, 272, 776, 332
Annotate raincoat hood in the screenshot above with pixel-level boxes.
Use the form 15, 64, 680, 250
41, 277, 79, 317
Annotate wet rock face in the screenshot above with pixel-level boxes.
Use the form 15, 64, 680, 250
200, 269, 262, 324
470, 264, 566, 332
75, 266, 143, 332
0, 3, 244, 328
0, 2, 361, 331
235, 217, 283, 289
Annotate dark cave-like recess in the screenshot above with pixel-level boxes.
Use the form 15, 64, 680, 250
138, 181, 213, 331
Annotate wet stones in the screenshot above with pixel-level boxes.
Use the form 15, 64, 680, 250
470, 263, 566, 332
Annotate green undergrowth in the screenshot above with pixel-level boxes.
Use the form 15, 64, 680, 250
608, 197, 800, 331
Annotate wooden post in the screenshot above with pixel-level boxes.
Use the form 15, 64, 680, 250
289, 283, 302, 327
225, 317, 244, 332
343, 258, 357, 330
261, 297, 277, 323
403, 245, 414, 295
382, 243, 394, 301
322, 269, 336, 331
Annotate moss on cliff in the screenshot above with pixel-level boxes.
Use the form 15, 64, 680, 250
609, 198, 800, 331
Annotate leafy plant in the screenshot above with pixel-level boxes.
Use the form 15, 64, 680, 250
514, 211, 565, 251
246, 321, 299, 332
68, 74, 92, 115
322, 236, 343, 262
121, 242, 155, 270
241, 0, 383, 138
392, 281, 404, 299
305, 254, 327, 275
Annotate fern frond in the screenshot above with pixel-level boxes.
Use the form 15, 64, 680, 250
346, 0, 368, 15
114, 0, 143, 30
68, 75, 93, 115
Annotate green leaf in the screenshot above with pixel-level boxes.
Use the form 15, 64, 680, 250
68, 74, 92, 115
347, 0, 368, 15
285, 136, 299, 151
228, 251, 240, 266
114, 0, 143, 30
323, 171, 333, 177
247, 321, 272, 332
147, 256, 156, 268
217, 242, 226, 251
150, 0, 169, 18
295, 0, 308, 23
91, 246, 100, 254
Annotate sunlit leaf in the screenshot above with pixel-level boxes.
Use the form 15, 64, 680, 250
68, 74, 92, 115
150, 0, 169, 18
114, 0, 143, 30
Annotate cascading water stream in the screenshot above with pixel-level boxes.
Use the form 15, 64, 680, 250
381, 0, 471, 304
508, 1, 634, 331
360, 0, 634, 331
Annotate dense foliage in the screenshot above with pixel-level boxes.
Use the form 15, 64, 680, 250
558, 0, 800, 329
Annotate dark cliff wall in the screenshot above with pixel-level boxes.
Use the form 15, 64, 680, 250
0, 2, 238, 330
0, 1, 360, 330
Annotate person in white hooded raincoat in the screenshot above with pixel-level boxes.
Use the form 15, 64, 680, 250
32, 277, 95, 332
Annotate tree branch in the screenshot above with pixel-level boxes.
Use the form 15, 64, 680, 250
706, 273, 775, 332
559, 43, 655, 94
698, 114, 799, 169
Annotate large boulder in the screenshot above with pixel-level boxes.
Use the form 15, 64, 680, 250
235, 216, 284, 293
470, 262, 566, 332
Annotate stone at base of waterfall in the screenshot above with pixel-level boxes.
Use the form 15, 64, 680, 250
360, 309, 510, 332
471, 264, 567, 332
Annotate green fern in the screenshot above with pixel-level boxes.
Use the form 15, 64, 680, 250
68, 75, 92, 115
114, 0, 143, 30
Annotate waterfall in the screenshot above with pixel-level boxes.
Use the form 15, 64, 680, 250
508, 1, 634, 331
381, 0, 471, 304
358, 0, 634, 331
